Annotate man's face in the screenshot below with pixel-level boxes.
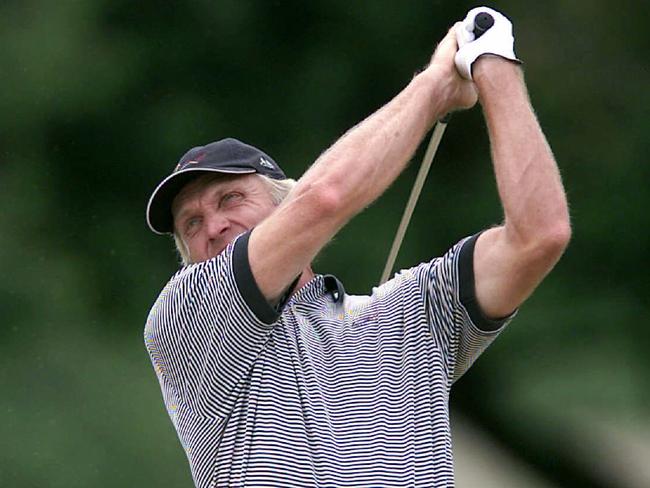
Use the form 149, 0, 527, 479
172, 174, 276, 263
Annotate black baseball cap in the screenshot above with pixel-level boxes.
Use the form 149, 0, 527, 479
146, 138, 287, 234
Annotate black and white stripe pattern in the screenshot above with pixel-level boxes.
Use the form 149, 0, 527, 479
144, 233, 513, 487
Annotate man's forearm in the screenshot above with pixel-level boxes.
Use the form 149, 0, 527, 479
475, 58, 571, 246
248, 28, 476, 302
289, 66, 452, 226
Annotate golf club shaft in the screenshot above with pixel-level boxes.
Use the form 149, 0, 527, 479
379, 119, 448, 284
378, 12, 494, 285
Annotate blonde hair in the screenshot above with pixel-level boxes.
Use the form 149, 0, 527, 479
173, 174, 297, 265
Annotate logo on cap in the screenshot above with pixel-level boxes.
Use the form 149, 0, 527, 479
259, 157, 274, 169
175, 151, 206, 172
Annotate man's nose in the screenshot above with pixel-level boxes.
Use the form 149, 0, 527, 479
204, 213, 230, 239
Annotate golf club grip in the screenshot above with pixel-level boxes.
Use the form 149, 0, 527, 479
473, 12, 494, 38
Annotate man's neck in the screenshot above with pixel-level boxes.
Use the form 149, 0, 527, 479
294, 267, 316, 296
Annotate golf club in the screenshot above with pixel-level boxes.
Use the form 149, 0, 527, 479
379, 12, 494, 285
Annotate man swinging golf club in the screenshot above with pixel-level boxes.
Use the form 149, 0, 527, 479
144, 7, 570, 487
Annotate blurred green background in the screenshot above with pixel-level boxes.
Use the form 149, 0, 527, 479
1, 1, 647, 487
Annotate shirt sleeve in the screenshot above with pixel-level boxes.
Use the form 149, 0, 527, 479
413, 233, 516, 384
144, 232, 281, 419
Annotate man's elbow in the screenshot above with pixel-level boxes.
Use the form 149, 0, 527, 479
314, 185, 344, 216
534, 219, 572, 262
507, 216, 571, 265
291, 180, 344, 222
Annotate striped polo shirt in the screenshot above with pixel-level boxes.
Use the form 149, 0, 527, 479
144, 231, 513, 487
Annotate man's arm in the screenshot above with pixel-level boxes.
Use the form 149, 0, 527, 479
249, 27, 476, 303
471, 56, 571, 319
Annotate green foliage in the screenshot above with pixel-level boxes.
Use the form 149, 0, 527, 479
1, 1, 646, 486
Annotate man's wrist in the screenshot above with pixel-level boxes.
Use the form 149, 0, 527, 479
418, 65, 460, 118
473, 55, 523, 86
473, 56, 525, 106
472, 57, 531, 126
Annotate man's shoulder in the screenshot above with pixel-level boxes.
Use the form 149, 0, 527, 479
149, 244, 237, 316
169, 238, 238, 284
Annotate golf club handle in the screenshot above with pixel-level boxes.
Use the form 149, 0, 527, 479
473, 12, 494, 38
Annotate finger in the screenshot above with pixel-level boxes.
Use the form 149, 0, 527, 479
455, 21, 474, 48
435, 24, 461, 55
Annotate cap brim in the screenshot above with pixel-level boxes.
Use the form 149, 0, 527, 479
146, 167, 256, 234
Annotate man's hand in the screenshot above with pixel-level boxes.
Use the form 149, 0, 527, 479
426, 26, 478, 114
454, 7, 522, 80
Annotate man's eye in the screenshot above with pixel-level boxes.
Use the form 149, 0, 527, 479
221, 192, 242, 206
185, 218, 201, 235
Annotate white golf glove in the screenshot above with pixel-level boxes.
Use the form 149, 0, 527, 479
454, 7, 522, 80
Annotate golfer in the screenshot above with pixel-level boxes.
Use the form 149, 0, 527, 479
144, 7, 570, 487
